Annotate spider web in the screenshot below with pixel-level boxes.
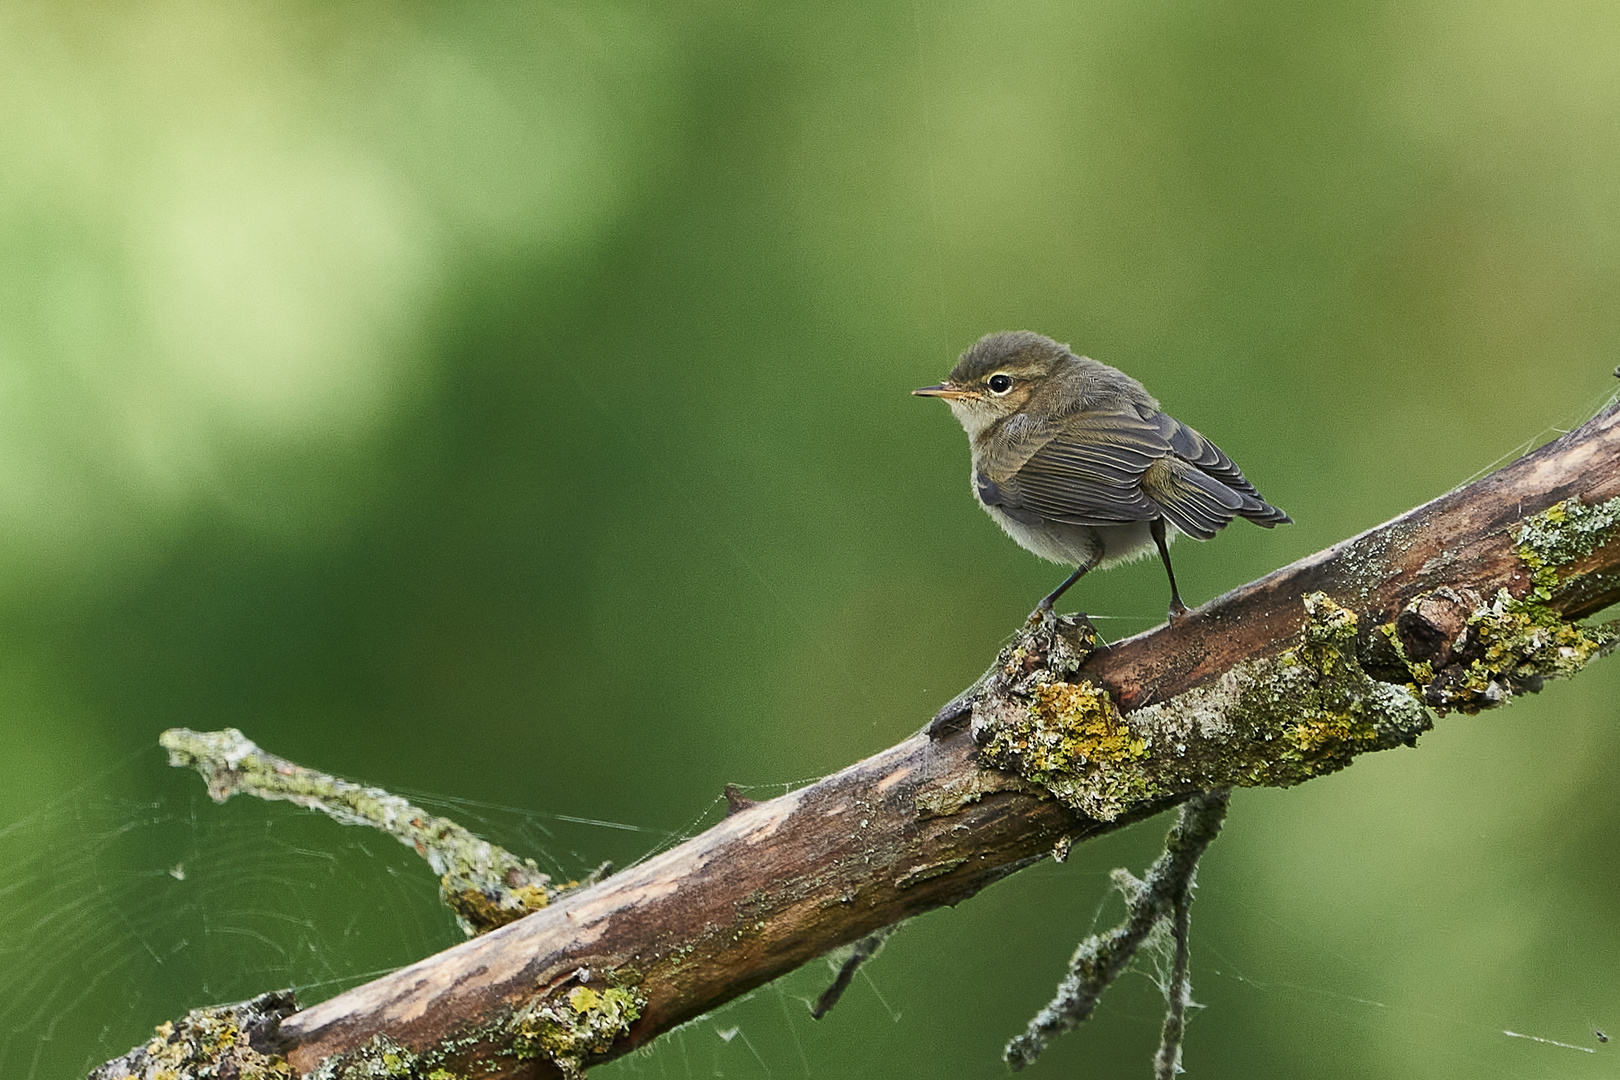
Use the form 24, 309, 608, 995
0, 748, 704, 1080
5, 716, 1619, 1080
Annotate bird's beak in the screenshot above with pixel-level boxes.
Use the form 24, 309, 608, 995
913, 382, 970, 400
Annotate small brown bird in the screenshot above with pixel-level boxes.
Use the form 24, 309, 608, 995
915, 331, 1289, 620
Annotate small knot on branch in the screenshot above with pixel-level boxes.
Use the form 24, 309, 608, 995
723, 784, 757, 816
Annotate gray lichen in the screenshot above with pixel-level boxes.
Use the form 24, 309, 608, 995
1515, 495, 1620, 598
162, 728, 605, 935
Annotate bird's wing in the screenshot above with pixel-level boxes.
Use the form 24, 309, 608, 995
981, 407, 1288, 537
1139, 458, 1247, 540
985, 409, 1169, 527
1149, 413, 1291, 527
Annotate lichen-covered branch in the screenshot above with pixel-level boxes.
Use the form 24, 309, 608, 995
963, 592, 1440, 823
96, 396, 1620, 1080
89, 992, 301, 1080
162, 728, 604, 936
1003, 789, 1229, 1072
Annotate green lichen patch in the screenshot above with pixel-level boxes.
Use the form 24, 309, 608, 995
1515, 496, 1620, 600
1422, 590, 1617, 713
950, 611, 1157, 820
965, 596, 1440, 819
977, 677, 1151, 821
1368, 578, 1617, 714
304, 1035, 421, 1080
507, 983, 646, 1078
89, 991, 301, 1080
1516, 496, 1620, 568
1283, 594, 1386, 767
1206, 594, 1431, 787
1077, 594, 1430, 807
1386, 492, 1620, 711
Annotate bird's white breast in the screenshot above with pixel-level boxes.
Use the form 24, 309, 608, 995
980, 501, 1168, 570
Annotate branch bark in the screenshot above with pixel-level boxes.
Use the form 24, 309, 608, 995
102, 398, 1620, 1080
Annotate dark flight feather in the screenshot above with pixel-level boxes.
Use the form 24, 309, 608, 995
978, 406, 1289, 534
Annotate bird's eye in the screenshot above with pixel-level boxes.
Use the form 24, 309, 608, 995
988, 374, 1013, 394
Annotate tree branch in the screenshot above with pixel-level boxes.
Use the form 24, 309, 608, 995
159, 727, 606, 937
97, 396, 1620, 1079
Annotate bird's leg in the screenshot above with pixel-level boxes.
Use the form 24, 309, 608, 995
1036, 563, 1090, 618
1151, 517, 1189, 622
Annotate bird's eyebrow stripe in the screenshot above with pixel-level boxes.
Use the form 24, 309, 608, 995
980, 367, 1043, 381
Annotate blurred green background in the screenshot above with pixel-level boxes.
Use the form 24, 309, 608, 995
1, 0, 1618, 1077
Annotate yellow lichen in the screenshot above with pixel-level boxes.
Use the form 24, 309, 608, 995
1028, 682, 1148, 766
1287, 712, 1381, 755
978, 676, 1152, 821
90, 993, 300, 1080
508, 983, 645, 1079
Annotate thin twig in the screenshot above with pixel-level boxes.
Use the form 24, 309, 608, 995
1005, 789, 1230, 1072
810, 926, 898, 1019
161, 728, 605, 935
1153, 861, 1197, 1080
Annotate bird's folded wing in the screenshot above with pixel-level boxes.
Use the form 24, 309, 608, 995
1140, 459, 1245, 539
1151, 413, 1290, 524
982, 408, 1286, 535
990, 409, 1170, 526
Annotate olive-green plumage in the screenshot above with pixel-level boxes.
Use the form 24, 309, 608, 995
915, 331, 1289, 618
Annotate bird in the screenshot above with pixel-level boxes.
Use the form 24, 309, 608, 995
914, 331, 1289, 621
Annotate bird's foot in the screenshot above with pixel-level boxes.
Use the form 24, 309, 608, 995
1026, 602, 1057, 629
1025, 606, 1101, 649
1166, 598, 1190, 626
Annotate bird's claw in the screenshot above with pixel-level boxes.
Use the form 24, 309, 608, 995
1064, 611, 1102, 647
1026, 604, 1057, 629
1025, 607, 1101, 650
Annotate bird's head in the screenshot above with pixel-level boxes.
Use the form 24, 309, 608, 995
913, 331, 1072, 438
